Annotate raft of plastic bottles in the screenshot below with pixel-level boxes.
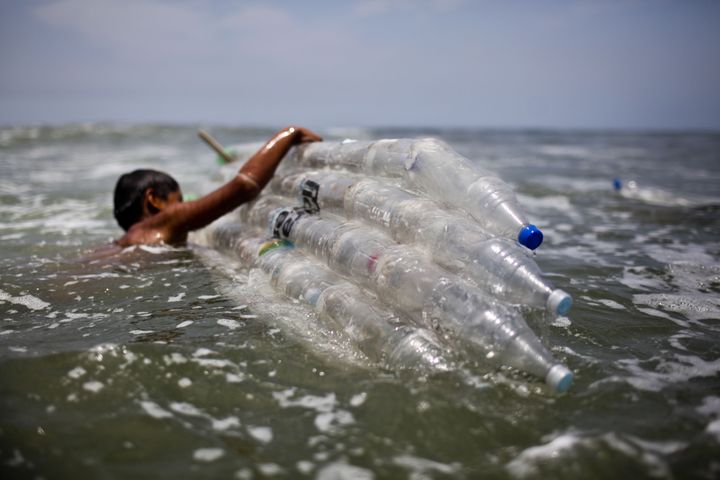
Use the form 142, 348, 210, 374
194, 138, 574, 393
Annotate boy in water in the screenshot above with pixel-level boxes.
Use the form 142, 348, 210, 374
113, 126, 321, 246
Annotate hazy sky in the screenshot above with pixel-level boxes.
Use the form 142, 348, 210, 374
1, 0, 719, 129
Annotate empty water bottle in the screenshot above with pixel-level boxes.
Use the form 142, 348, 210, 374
289, 138, 544, 250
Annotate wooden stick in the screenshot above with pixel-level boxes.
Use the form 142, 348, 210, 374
198, 129, 236, 164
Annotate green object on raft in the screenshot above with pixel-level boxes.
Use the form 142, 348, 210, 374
216, 148, 238, 165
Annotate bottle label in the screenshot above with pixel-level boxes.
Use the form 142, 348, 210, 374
299, 179, 320, 213
270, 207, 308, 240
258, 239, 293, 256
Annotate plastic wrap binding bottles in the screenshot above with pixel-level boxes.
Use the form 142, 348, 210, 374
194, 221, 454, 373
271, 170, 572, 316
289, 138, 544, 250
234, 197, 572, 393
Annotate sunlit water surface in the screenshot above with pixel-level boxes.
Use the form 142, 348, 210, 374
1, 124, 719, 479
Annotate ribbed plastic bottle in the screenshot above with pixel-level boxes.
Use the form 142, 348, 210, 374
290, 138, 544, 250
271, 170, 571, 316
243, 200, 572, 392
194, 221, 454, 373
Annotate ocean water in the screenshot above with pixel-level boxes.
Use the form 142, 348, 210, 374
1, 124, 719, 479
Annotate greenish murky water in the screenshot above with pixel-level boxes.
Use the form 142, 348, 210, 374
1, 124, 719, 479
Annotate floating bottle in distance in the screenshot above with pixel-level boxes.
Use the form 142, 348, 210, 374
271, 170, 572, 316
290, 138, 544, 250
611, 177, 700, 207
258, 202, 572, 392
195, 221, 454, 373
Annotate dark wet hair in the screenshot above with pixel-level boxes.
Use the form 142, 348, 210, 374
113, 169, 179, 231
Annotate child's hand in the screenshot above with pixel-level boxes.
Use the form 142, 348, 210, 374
289, 126, 322, 144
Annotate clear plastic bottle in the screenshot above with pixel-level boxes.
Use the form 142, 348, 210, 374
271, 170, 571, 316
194, 222, 454, 373
251, 201, 572, 392
290, 138, 544, 250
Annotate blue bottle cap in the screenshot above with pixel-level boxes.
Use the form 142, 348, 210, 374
518, 224, 543, 250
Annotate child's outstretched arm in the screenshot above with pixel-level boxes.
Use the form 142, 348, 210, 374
119, 126, 321, 246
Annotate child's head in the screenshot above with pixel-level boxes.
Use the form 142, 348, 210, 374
114, 169, 181, 231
